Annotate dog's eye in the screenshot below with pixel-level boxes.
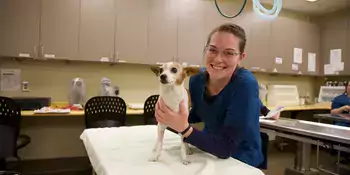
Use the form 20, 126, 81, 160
171, 67, 177, 73
159, 68, 164, 74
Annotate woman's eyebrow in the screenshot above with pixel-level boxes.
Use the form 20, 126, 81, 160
209, 45, 237, 51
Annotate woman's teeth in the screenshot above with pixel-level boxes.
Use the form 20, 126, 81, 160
212, 65, 224, 70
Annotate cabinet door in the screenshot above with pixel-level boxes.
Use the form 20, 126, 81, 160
0, 0, 40, 58
177, 0, 205, 66
79, 0, 116, 62
41, 0, 80, 60
345, 16, 350, 75
270, 17, 299, 74
320, 16, 348, 75
243, 14, 272, 72
147, 0, 178, 64
297, 21, 320, 75
115, 0, 149, 64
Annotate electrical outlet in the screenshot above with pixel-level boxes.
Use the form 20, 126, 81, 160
22, 81, 29, 92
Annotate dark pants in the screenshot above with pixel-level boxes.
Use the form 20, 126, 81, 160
258, 132, 269, 169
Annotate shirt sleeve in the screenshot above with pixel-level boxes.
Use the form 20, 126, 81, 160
331, 95, 344, 110
187, 76, 202, 124
183, 78, 261, 167
259, 100, 270, 116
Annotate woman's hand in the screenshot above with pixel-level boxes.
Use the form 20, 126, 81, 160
341, 105, 350, 112
155, 98, 189, 132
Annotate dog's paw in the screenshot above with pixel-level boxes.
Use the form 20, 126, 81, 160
187, 150, 193, 155
148, 156, 159, 162
182, 160, 190, 165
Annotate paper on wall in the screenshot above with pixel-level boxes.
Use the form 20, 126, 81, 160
292, 64, 298, 71
0, 69, 21, 91
293, 48, 302, 64
330, 49, 342, 65
307, 53, 316, 72
275, 57, 283, 64
333, 62, 344, 71
324, 64, 335, 75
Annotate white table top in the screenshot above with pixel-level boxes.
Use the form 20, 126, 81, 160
80, 125, 265, 175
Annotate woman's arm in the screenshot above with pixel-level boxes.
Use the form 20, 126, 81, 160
183, 78, 262, 167
331, 99, 350, 114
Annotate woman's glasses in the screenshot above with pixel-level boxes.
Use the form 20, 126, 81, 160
205, 45, 241, 59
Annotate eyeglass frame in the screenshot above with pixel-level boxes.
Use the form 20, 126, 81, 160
204, 45, 242, 60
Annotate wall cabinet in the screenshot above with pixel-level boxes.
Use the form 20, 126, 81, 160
79, 0, 116, 62
177, 0, 206, 66
115, 0, 149, 64
41, 0, 80, 60
0, 0, 41, 59
320, 15, 348, 75
147, 0, 178, 65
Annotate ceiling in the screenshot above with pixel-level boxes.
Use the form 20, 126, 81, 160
259, 0, 350, 16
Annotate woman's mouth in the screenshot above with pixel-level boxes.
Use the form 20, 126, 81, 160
210, 64, 225, 70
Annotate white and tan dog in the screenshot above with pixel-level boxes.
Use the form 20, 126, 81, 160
149, 62, 200, 165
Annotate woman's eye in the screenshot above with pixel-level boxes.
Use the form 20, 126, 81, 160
171, 67, 177, 73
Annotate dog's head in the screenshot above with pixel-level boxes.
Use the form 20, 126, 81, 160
151, 62, 200, 86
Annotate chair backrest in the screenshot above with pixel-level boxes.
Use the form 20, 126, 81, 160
0, 97, 21, 160
84, 96, 127, 128
143, 95, 159, 125
0, 97, 20, 130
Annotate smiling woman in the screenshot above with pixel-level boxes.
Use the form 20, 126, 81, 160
154, 23, 264, 168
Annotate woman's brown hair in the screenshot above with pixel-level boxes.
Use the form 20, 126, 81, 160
204, 23, 247, 53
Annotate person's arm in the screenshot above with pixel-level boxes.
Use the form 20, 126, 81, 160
187, 76, 202, 124
183, 78, 261, 167
331, 99, 350, 114
260, 100, 270, 116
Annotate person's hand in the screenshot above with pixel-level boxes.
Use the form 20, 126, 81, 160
341, 105, 350, 112
155, 98, 189, 132
272, 112, 280, 120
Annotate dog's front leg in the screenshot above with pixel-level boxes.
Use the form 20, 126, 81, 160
185, 143, 192, 155
181, 140, 190, 165
149, 123, 166, 162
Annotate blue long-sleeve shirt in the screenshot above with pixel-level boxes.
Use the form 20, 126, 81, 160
184, 67, 263, 167
331, 93, 350, 127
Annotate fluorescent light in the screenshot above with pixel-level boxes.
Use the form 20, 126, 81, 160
306, 0, 318, 2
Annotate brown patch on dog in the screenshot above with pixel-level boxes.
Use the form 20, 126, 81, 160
173, 63, 186, 85
150, 65, 161, 76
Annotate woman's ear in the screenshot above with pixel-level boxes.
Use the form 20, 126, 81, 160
150, 66, 161, 76
183, 67, 200, 76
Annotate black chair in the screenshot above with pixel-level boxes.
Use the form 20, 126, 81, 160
84, 96, 127, 128
143, 95, 159, 125
0, 97, 29, 174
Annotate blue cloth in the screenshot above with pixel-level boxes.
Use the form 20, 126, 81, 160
184, 68, 263, 168
331, 93, 350, 127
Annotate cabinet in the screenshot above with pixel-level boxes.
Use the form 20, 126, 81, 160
177, 0, 206, 66
346, 16, 350, 74
79, 0, 116, 62
297, 21, 320, 75
147, 0, 178, 65
270, 17, 300, 74
0, 0, 41, 58
115, 0, 149, 64
245, 14, 272, 72
320, 15, 348, 75
40, 0, 80, 60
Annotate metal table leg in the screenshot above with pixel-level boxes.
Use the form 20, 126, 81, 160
284, 142, 319, 175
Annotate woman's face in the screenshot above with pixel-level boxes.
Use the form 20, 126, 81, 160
204, 31, 246, 80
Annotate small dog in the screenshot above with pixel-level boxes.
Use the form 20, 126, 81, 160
148, 62, 200, 165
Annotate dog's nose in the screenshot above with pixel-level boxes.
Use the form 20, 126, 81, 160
160, 74, 167, 81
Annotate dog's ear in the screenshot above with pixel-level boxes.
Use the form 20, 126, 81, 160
183, 66, 200, 76
150, 65, 161, 76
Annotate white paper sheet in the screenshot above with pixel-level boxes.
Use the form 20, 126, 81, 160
0, 69, 21, 91
330, 49, 342, 65
333, 62, 344, 71
307, 53, 316, 72
324, 64, 335, 75
293, 48, 302, 64
275, 57, 282, 64
292, 64, 298, 71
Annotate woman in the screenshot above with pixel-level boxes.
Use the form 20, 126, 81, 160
155, 23, 263, 167
330, 81, 350, 127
